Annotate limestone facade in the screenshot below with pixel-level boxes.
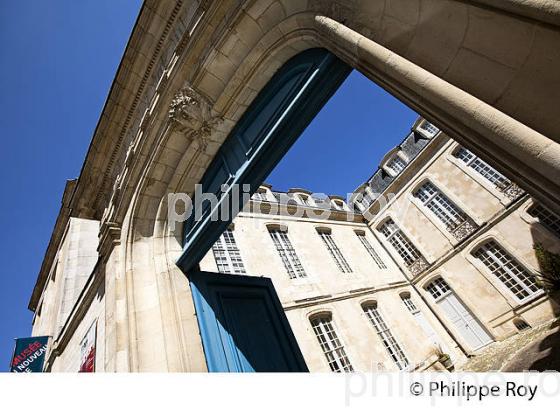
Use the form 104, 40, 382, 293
27, 0, 560, 372
31, 118, 560, 372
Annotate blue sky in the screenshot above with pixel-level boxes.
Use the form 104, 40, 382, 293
0, 1, 416, 369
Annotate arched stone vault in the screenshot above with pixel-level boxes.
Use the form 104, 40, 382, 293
37, 0, 560, 371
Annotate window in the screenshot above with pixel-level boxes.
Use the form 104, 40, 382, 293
401, 294, 443, 348
514, 319, 531, 331
472, 241, 540, 301
356, 232, 387, 269
528, 203, 560, 238
402, 295, 418, 313
453, 147, 510, 188
332, 199, 345, 211
268, 228, 306, 279
414, 181, 474, 232
311, 315, 353, 373
426, 278, 451, 300
385, 154, 407, 175
318, 230, 352, 273
252, 190, 268, 201
358, 190, 374, 210
212, 228, 246, 274
363, 304, 409, 370
419, 121, 439, 136
297, 194, 313, 207
379, 219, 423, 267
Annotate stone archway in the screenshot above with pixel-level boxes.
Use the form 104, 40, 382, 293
95, 0, 560, 372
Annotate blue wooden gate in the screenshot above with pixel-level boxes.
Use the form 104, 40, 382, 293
177, 48, 351, 272
189, 271, 309, 372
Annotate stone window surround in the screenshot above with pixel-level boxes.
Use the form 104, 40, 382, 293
416, 119, 440, 139
383, 150, 410, 177
463, 234, 545, 307
446, 143, 517, 206
315, 226, 353, 274
309, 311, 354, 373
211, 225, 246, 275
330, 198, 348, 211
375, 214, 435, 270
361, 300, 410, 371
354, 229, 387, 270
520, 200, 560, 242
266, 223, 308, 281
407, 175, 482, 246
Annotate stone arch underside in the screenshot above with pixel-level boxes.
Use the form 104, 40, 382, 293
98, 0, 560, 372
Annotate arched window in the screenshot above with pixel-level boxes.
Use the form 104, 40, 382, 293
267, 226, 306, 279
252, 188, 269, 202
400, 293, 443, 348
362, 302, 409, 370
425, 277, 493, 350
472, 240, 540, 301
310, 313, 353, 373
385, 153, 408, 176
418, 120, 439, 137
297, 194, 313, 207
528, 202, 560, 238
331, 199, 345, 211
513, 318, 531, 332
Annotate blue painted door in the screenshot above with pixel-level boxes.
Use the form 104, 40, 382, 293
178, 49, 351, 272
189, 271, 308, 372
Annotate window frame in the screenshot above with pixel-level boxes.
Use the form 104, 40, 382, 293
317, 228, 352, 273
377, 217, 426, 269
362, 303, 410, 371
355, 230, 387, 269
310, 313, 354, 373
384, 152, 409, 177
447, 144, 517, 205
470, 239, 542, 303
211, 226, 247, 275
268, 226, 307, 279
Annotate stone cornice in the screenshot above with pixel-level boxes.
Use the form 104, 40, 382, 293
70, 0, 187, 220
29, 0, 222, 308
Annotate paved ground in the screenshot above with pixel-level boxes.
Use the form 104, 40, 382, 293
503, 327, 560, 372
458, 318, 560, 372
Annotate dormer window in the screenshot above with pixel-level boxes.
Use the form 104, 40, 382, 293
418, 120, 439, 137
331, 199, 346, 211
252, 189, 268, 202
385, 154, 407, 176
297, 194, 313, 207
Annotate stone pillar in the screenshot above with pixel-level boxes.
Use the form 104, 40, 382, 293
314, 15, 560, 213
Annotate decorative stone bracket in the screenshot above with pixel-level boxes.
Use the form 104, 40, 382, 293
168, 85, 223, 151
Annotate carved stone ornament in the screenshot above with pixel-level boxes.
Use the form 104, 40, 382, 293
449, 219, 478, 241
408, 256, 430, 276
168, 86, 222, 149
498, 182, 525, 201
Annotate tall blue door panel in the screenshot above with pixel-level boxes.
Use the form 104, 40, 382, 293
178, 48, 351, 272
189, 271, 309, 372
